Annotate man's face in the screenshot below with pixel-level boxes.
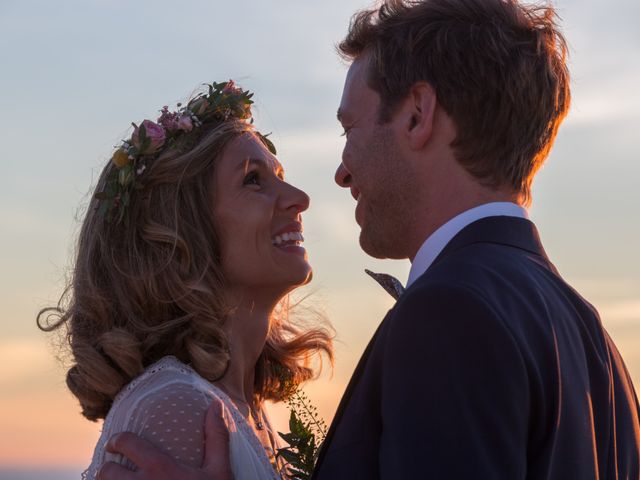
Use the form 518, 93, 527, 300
335, 56, 419, 259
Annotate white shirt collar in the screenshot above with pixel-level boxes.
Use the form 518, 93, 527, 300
406, 202, 529, 287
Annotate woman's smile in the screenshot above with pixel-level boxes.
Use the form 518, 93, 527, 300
271, 222, 306, 255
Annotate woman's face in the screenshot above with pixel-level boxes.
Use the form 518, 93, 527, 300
214, 132, 312, 301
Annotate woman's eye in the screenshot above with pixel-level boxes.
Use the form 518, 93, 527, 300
243, 171, 260, 186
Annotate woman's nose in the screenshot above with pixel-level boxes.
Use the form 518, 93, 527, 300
334, 162, 352, 188
280, 182, 310, 213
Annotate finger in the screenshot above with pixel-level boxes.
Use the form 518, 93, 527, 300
97, 461, 137, 480
106, 431, 171, 471
202, 398, 233, 479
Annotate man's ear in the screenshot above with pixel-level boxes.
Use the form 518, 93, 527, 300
404, 82, 437, 150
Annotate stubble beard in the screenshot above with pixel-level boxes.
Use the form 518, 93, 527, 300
358, 126, 418, 260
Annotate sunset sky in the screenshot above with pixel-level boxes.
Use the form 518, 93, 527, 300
1, 0, 639, 477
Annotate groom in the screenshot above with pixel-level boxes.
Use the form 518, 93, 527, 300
100, 0, 640, 478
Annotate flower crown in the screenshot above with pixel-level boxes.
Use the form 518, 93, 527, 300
95, 80, 276, 223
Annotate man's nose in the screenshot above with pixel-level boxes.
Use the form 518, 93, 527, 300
334, 162, 352, 188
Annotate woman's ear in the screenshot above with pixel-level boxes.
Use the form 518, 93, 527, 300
405, 82, 437, 150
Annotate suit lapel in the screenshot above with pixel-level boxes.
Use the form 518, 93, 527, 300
312, 312, 389, 477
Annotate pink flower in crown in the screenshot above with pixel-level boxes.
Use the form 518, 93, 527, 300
132, 120, 165, 155
157, 106, 180, 133
177, 114, 193, 132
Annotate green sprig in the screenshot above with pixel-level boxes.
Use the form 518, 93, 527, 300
276, 389, 327, 479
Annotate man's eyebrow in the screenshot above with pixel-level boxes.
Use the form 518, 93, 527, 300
336, 108, 343, 122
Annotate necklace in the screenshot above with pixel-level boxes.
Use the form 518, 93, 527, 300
247, 404, 264, 430
223, 391, 264, 430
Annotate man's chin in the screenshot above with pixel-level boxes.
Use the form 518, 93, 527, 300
359, 230, 405, 260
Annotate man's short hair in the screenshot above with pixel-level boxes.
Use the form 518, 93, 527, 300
339, 0, 571, 203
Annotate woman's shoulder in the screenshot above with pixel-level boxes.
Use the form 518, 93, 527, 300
103, 356, 227, 430
115, 356, 220, 404
87, 357, 219, 476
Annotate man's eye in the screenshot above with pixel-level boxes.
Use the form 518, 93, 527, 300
243, 171, 260, 186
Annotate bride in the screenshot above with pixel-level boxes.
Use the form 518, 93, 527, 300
38, 81, 333, 479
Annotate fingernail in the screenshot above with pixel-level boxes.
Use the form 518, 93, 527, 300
106, 433, 120, 451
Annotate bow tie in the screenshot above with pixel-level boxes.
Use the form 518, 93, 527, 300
365, 269, 406, 301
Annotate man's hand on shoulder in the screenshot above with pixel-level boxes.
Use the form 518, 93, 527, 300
98, 398, 233, 480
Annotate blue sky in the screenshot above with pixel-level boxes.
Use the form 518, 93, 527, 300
0, 0, 638, 471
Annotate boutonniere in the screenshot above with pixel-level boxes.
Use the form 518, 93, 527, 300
276, 389, 327, 479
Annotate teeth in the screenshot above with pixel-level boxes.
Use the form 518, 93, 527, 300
290, 232, 304, 242
272, 231, 304, 246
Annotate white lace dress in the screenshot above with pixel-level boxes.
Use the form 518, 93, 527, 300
83, 356, 281, 479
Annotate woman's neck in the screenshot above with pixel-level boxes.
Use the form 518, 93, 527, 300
216, 296, 274, 405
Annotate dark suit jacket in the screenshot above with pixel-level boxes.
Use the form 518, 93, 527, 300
313, 217, 640, 479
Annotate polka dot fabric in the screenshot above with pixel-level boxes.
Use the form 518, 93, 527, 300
130, 382, 209, 467
83, 356, 280, 480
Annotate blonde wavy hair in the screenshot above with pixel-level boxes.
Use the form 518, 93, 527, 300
38, 119, 333, 421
